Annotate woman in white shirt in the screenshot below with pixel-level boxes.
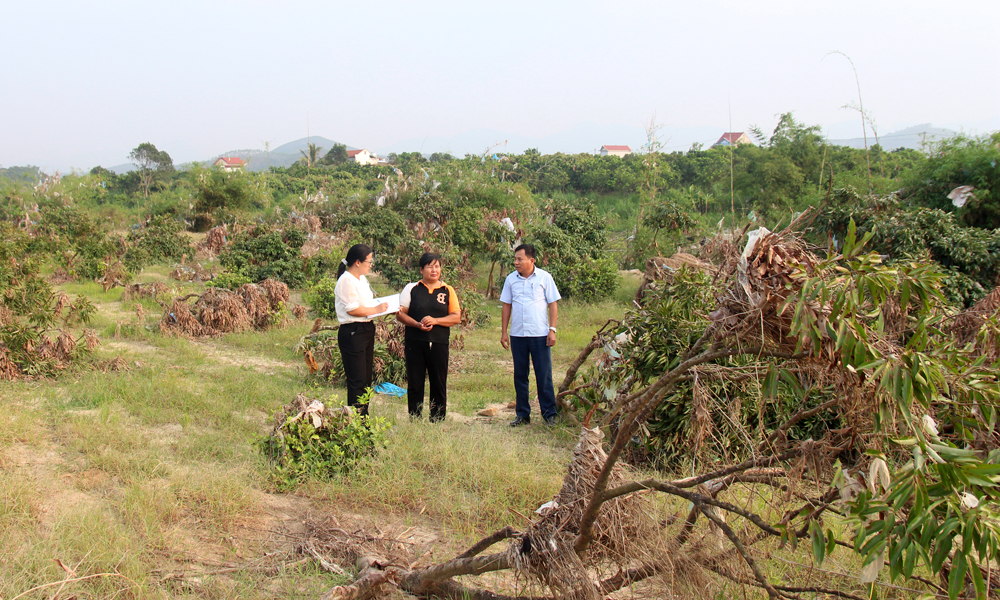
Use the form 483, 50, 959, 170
334, 244, 388, 416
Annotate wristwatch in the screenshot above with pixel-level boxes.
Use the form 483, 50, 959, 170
549, 327, 557, 332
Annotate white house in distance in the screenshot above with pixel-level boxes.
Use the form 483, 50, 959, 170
347, 149, 378, 166
214, 156, 246, 171
599, 145, 632, 157
713, 132, 753, 148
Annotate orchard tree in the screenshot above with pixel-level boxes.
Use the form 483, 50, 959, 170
128, 142, 174, 198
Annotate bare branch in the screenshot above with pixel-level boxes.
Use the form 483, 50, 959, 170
759, 398, 839, 453
698, 503, 780, 599
456, 526, 518, 559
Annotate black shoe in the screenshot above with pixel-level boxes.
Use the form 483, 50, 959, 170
544, 415, 558, 426
510, 416, 531, 427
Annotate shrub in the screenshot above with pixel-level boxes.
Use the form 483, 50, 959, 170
205, 271, 252, 290
124, 214, 193, 265
526, 199, 620, 301
547, 257, 620, 303
219, 226, 307, 288
261, 390, 391, 491
817, 188, 1000, 307
0, 223, 97, 379
901, 131, 1000, 229
305, 276, 338, 319
194, 166, 271, 214
333, 203, 422, 289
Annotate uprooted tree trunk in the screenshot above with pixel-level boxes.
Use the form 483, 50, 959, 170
316, 209, 994, 600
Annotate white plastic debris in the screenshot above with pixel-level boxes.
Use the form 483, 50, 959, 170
947, 185, 975, 208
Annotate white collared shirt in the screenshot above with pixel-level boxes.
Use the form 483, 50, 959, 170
500, 266, 561, 337
334, 271, 376, 324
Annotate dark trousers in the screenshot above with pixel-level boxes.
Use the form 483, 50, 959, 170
510, 336, 558, 421
338, 321, 375, 415
405, 339, 449, 421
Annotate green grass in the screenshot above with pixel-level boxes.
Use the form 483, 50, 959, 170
0, 263, 638, 599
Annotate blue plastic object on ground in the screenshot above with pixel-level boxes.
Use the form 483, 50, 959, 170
374, 382, 407, 396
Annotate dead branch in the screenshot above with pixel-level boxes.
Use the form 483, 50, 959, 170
456, 526, 519, 559
704, 562, 868, 600
578, 345, 807, 553
698, 503, 780, 599
759, 397, 839, 453
558, 319, 617, 395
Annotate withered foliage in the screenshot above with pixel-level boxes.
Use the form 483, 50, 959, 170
197, 224, 230, 257
159, 279, 290, 337
952, 284, 1000, 355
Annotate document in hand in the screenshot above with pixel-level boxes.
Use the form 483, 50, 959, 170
370, 294, 400, 318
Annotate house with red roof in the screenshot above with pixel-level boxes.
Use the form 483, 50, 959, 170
347, 149, 378, 166
213, 156, 246, 171
599, 145, 632, 157
713, 132, 753, 148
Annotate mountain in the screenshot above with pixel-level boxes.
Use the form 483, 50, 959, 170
109, 137, 357, 173
827, 124, 958, 151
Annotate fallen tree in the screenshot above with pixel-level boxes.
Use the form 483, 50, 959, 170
312, 211, 1000, 599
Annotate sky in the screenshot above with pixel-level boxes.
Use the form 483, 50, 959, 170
2, 0, 998, 173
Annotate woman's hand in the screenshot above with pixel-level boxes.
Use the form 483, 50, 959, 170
375, 302, 389, 314
419, 316, 435, 331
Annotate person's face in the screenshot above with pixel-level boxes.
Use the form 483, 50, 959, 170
357, 253, 374, 274
420, 260, 442, 283
513, 250, 535, 276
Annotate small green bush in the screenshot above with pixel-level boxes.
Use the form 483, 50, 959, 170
261, 390, 390, 491
124, 214, 193, 265
219, 226, 307, 288
304, 276, 338, 319
205, 271, 252, 290
548, 257, 621, 303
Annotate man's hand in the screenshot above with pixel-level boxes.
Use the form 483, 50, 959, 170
500, 331, 510, 350
547, 330, 556, 347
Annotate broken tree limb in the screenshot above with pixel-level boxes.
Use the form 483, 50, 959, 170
578, 344, 806, 553
558, 319, 617, 395
697, 502, 780, 600
456, 526, 518, 559
401, 552, 511, 589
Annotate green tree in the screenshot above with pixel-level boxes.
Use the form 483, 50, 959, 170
902, 132, 1000, 229
322, 143, 348, 165
128, 142, 174, 198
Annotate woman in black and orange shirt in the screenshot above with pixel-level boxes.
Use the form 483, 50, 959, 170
396, 253, 461, 421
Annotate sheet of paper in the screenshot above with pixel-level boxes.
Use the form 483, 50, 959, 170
369, 294, 400, 318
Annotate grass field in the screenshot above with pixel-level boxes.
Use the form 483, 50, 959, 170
2, 263, 930, 600
0, 268, 652, 598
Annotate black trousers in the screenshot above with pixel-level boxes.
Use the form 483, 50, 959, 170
405, 338, 449, 421
338, 321, 375, 415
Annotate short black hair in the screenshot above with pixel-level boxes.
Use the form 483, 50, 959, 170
514, 244, 536, 259
418, 252, 442, 269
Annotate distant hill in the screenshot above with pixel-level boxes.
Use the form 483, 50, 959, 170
110, 137, 357, 174
97, 123, 966, 176
827, 124, 958, 151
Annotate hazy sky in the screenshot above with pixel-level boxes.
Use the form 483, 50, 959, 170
2, 0, 997, 172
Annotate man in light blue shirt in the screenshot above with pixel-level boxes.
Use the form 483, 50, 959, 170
500, 244, 561, 427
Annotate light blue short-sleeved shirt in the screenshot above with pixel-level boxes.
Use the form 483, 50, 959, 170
500, 266, 561, 337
